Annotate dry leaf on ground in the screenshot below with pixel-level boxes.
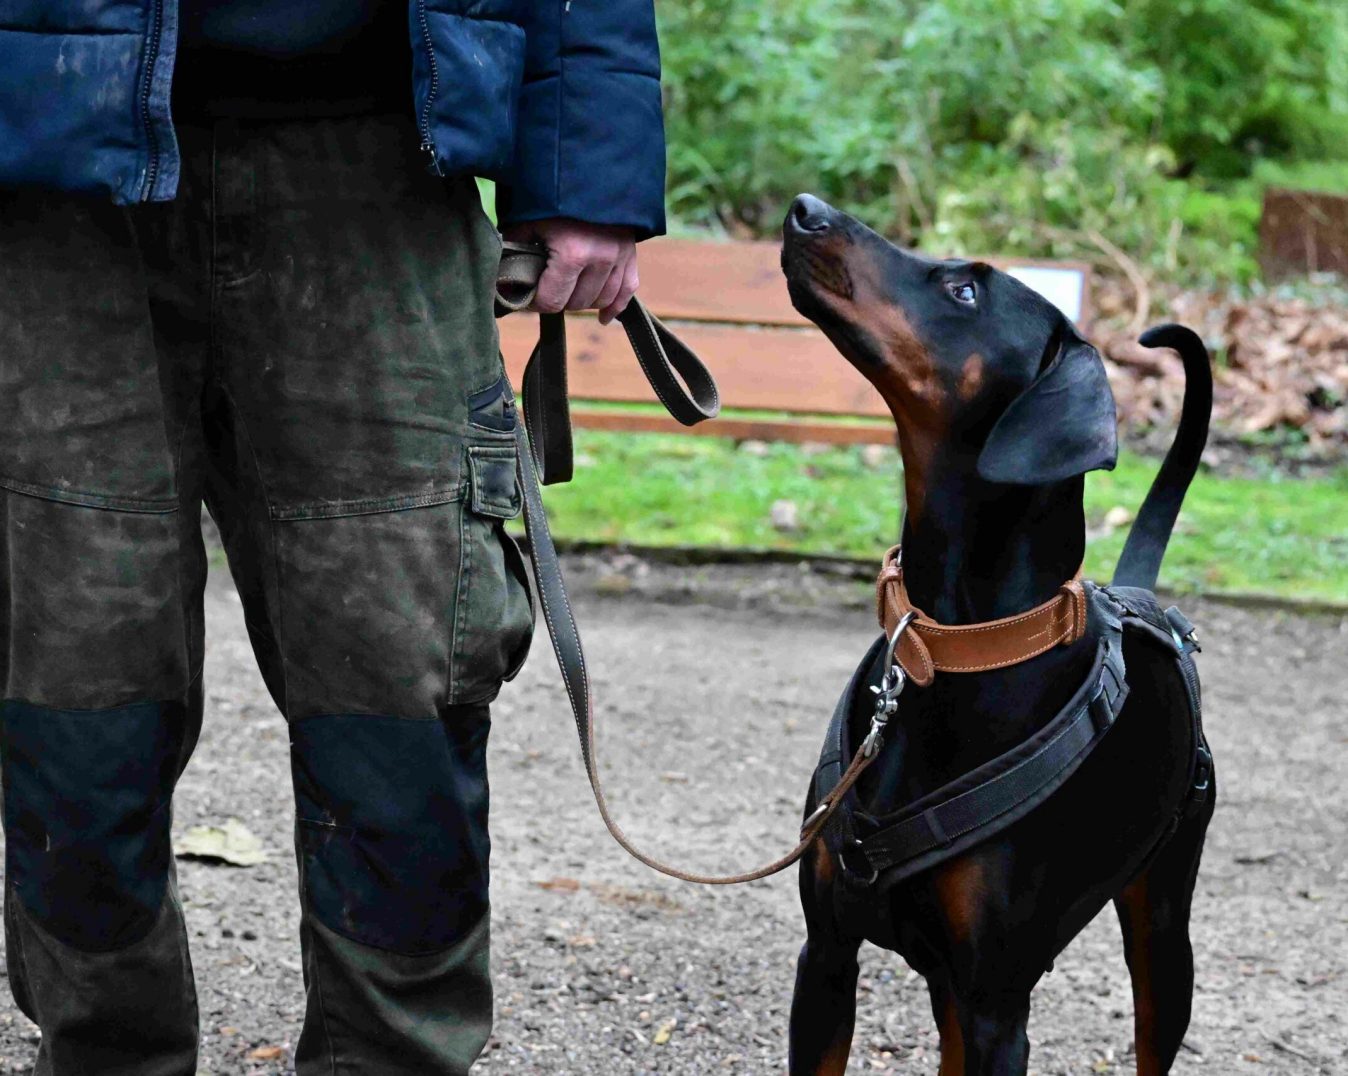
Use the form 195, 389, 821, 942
174, 818, 269, 867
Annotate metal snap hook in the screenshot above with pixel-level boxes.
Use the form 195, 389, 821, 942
861, 612, 916, 757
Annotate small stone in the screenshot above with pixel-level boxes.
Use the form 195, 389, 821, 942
771, 499, 800, 532
861, 444, 893, 468
1103, 505, 1134, 530
594, 573, 634, 596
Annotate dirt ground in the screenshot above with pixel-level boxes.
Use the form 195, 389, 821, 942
0, 554, 1343, 1075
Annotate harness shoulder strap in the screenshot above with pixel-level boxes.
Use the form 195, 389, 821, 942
1102, 585, 1212, 805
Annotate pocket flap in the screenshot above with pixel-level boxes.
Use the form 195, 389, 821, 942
468, 444, 521, 520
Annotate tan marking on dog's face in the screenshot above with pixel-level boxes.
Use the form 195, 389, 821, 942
791, 230, 856, 304
957, 353, 986, 401
802, 245, 956, 523
932, 856, 985, 945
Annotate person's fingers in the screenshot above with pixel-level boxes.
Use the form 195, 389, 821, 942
531, 246, 585, 314
593, 261, 627, 321
599, 254, 640, 325
565, 258, 616, 312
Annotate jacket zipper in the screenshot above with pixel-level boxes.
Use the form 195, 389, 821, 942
138, 0, 164, 200
414, 0, 443, 174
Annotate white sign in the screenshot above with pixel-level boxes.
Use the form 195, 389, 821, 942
1004, 265, 1087, 324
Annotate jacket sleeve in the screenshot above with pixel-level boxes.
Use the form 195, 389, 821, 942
496, 0, 667, 240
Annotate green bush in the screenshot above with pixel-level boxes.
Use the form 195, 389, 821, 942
660, 0, 1348, 287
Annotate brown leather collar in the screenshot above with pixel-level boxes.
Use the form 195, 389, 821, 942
876, 546, 1087, 687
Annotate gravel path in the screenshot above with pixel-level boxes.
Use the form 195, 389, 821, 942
0, 555, 1343, 1074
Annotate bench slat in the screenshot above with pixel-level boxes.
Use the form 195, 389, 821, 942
571, 410, 896, 446
499, 315, 890, 419
634, 239, 808, 327
633, 240, 1092, 329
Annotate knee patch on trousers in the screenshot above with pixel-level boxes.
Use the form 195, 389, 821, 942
291, 710, 490, 955
1, 700, 180, 951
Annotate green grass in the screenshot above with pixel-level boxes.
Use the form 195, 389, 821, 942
531, 428, 1348, 605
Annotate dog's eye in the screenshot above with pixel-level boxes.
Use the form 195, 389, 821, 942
946, 281, 977, 305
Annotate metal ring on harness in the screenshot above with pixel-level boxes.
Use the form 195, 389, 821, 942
840, 838, 878, 885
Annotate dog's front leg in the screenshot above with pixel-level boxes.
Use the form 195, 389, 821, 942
789, 841, 862, 1076
927, 977, 966, 1075
788, 933, 862, 1076
948, 990, 1032, 1076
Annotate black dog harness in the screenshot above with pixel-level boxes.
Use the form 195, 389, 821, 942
809, 319, 1215, 888
812, 582, 1211, 888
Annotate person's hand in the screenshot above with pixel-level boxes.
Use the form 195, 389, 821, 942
501, 219, 638, 325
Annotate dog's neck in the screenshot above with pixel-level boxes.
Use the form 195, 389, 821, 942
900, 460, 1085, 624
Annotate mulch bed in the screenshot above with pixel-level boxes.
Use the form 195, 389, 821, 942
1092, 280, 1348, 465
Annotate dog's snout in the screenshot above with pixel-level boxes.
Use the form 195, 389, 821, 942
789, 193, 832, 234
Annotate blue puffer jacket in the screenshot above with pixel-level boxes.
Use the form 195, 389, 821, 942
0, 0, 666, 236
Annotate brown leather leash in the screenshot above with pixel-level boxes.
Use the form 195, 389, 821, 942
496, 241, 883, 884
494, 243, 1096, 884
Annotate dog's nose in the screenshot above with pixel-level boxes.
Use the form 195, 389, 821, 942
789, 193, 832, 233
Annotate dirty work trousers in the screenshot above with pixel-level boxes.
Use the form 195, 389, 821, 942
0, 113, 534, 1074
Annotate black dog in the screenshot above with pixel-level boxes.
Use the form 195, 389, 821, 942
780, 194, 1215, 1075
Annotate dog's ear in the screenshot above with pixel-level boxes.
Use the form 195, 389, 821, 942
976, 328, 1117, 485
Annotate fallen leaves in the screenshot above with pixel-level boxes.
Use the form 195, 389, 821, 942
533, 877, 581, 892
1095, 281, 1348, 457
531, 877, 684, 913
174, 818, 268, 867
246, 1044, 286, 1061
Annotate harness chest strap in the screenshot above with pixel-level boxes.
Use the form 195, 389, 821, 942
876, 545, 1088, 686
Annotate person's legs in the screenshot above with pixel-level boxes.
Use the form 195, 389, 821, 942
201, 113, 532, 1074
0, 151, 214, 1073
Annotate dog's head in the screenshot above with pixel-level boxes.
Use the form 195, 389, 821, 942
781, 195, 1116, 505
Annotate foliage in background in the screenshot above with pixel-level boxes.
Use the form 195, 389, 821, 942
660, 0, 1348, 288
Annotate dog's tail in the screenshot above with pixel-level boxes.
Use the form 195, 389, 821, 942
1111, 324, 1213, 591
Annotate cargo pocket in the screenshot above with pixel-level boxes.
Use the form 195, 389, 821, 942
451, 384, 535, 703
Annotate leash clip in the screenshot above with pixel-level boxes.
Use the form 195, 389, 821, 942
862, 612, 915, 757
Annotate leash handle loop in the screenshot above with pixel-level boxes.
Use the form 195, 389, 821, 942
498, 241, 719, 487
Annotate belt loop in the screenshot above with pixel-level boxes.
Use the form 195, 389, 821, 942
1088, 687, 1114, 734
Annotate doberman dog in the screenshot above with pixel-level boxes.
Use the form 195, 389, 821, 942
780, 194, 1216, 1075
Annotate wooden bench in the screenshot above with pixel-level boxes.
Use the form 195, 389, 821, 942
499, 239, 1092, 446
